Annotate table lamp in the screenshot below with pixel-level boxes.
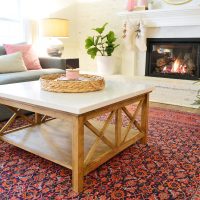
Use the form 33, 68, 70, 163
40, 18, 69, 57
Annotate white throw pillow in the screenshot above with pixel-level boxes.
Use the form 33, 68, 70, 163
0, 52, 27, 73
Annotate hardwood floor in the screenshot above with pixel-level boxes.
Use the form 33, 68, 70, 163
150, 102, 200, 114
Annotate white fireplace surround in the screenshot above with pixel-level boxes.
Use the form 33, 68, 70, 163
118, 7, 200, 27
119, 7, 200, 109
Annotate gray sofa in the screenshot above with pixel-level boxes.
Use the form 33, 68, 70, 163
0, 45, 79, 121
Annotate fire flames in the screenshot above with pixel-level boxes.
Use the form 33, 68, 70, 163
155, 46, 196, 76
171, 59, 187, 73
162, 58, 187, 74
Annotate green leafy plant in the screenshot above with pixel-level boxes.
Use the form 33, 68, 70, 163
85, 23, 119, 59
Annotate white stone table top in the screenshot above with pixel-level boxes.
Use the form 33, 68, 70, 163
0, 75, 154, 114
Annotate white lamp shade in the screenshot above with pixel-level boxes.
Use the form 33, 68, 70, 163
41, 18, 69, 37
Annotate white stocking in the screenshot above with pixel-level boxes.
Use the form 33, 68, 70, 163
123, 21, 134, 50
135, 21, 147, 52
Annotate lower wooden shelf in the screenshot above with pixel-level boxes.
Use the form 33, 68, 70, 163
1, 119, 142, 172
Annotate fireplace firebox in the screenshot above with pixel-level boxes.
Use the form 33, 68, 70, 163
145, 38, 200, 80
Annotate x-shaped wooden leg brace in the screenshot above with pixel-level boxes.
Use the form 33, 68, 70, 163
121, 99, 144, 144
84, 111, 115, 166
0, 106, 36, 136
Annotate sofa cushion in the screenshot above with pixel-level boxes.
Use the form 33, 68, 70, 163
0, 68, 64, 85
4, 44, 42, 70
0, 52, 27, 73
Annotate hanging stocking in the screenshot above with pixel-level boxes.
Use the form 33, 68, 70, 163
135, 21, 147, 52
122, 21, 134, 50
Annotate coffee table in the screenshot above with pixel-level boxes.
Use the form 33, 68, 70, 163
0, 76, 153, 192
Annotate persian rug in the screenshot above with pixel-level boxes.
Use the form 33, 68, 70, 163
0, 107, 199, 200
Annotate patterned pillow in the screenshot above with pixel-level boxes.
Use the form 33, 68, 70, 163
0, 52, 27, 73
4, 44, 42, 70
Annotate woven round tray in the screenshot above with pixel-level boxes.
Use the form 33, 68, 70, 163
40, 73, 105, 93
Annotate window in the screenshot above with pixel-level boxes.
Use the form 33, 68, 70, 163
0, 0, 24, 44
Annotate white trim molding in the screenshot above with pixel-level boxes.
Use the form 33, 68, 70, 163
118, 7, 200, 27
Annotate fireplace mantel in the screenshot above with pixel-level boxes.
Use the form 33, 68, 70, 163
118, 7, 200, 27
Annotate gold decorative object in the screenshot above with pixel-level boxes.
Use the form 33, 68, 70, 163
40, 74, 105, 93
163, 0, 192, 5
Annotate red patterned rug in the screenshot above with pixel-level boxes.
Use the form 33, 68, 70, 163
0, 107, 199, 200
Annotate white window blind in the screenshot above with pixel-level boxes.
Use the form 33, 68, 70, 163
0, 0, 24, 44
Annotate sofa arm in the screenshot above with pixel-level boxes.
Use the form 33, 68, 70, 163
39, 57, 79, 70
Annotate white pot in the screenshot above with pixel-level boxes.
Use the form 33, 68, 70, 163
96, 56, 116, 75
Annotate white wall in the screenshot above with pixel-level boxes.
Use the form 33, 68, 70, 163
73, 0, 200, 73
21, 0, 75, 19
76, 0, 124, 72
21, 0, 78, 58
22, 0, 200, 71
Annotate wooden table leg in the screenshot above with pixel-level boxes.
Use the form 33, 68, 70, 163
141, 93, 149, 144
72, 116, 84, 192
115, 108, 122, 147
35, 113, 42, 124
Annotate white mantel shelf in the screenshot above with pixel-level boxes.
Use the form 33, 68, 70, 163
118, 7, 200, 27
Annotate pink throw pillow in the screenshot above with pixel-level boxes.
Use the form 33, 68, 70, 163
3, 44, 42, 70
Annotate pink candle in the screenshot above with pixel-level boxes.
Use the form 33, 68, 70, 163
66, 69, 80, 80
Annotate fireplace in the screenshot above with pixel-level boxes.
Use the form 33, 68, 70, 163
145, 38, 200, 80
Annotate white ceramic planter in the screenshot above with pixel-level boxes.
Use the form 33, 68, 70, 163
96, 56, 116, 75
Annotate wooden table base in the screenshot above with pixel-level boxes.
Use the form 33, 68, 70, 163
0, 93, 149, 192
